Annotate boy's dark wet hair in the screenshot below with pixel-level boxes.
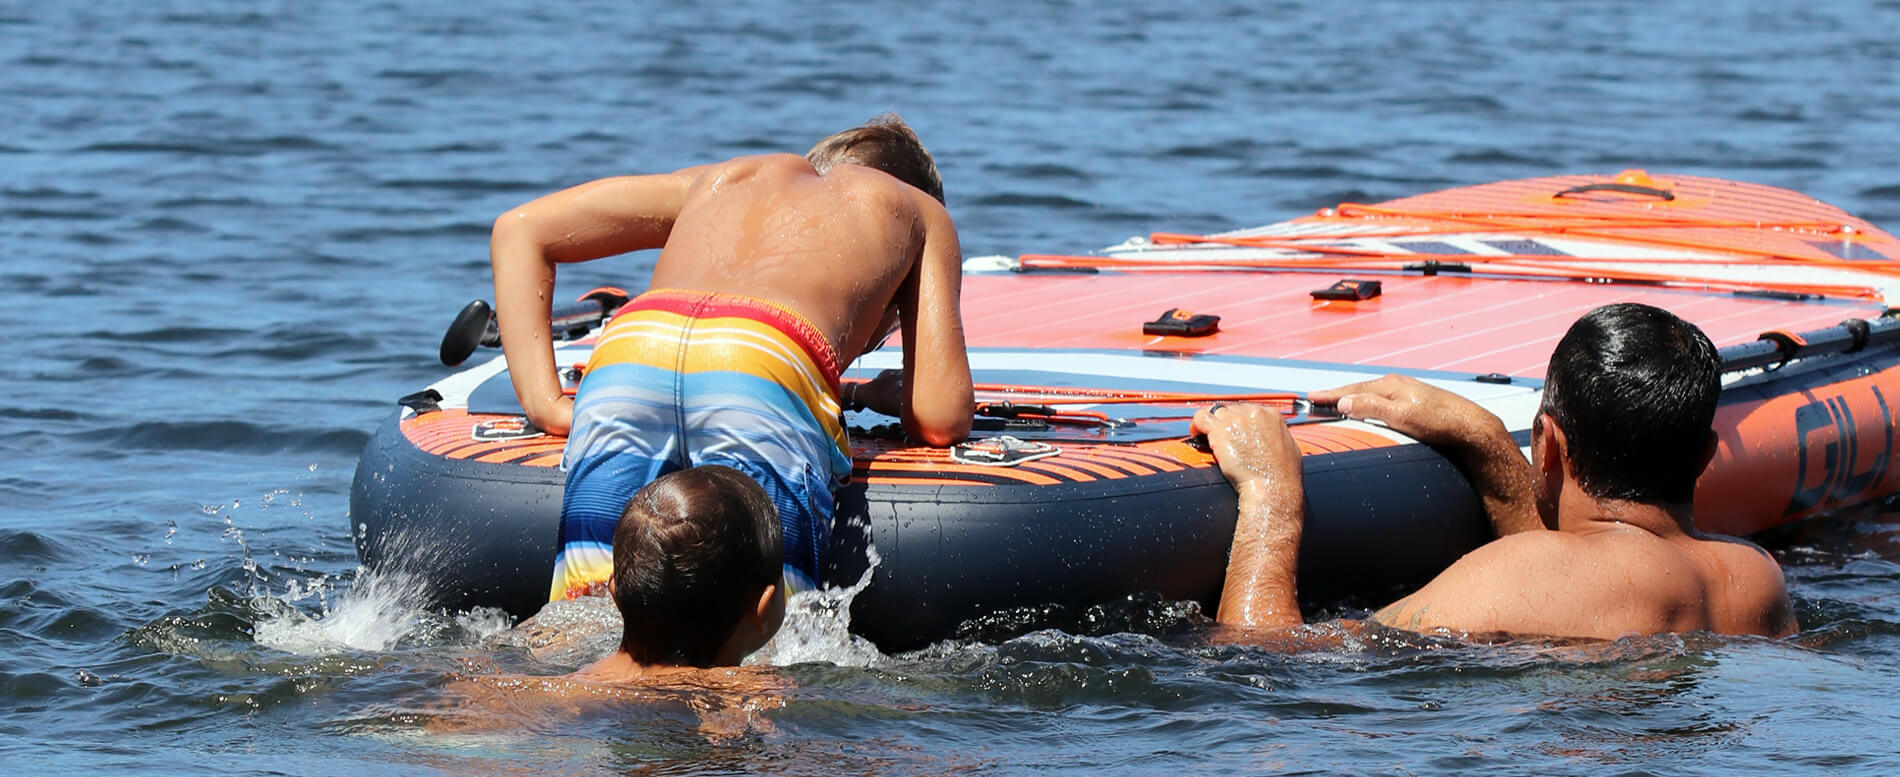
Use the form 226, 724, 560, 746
1540, 303, 1721, 505
612, 465, 782, 667
806, 114, 945, 204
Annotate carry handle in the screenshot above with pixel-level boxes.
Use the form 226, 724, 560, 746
1552, 182, 1676, 201
438, 287, 631, 366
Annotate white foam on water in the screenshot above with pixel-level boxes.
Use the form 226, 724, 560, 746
253, 528, 510, 656
751, 545, 888, 668
251, 517, 889, 666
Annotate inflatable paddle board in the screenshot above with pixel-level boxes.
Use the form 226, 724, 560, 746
352, 171, 1900, 650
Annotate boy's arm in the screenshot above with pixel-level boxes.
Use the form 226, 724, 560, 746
895, 200, 973, 447
489, 171, 701, 435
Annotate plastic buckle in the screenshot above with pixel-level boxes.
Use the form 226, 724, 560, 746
1311, 279, 1382, 301
1143, 308, 1221, 337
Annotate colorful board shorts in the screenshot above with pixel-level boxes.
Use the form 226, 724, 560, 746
550, 289, 853, 601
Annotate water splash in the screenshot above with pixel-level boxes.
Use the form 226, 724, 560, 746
488, 546, 894, 670
253, 527, 509, 655
751, 545, 887, 668
494, 595, 623, 668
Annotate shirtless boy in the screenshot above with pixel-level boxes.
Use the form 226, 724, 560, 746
1195, 303, 1797, 640
488, 115, 974, 600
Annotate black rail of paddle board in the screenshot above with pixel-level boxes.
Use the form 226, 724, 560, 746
1721, 315, 1900, 373
350, 411, 1492, 650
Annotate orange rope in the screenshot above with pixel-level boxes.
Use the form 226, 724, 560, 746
1149, 203, 1896, 272
972, 382, 1298, 405
1035, 249, 1894, 274
1328, 205, 1891, 272
1019, 252, 1885, 300
980, 393, 1300, 407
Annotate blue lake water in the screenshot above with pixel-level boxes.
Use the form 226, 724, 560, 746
7, 0, 1900, 773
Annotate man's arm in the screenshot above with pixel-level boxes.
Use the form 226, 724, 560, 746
1308, 375, 1542, 537
893, 200, 972, 447
1192, 404, 1307, 630
489, 171, 701, 435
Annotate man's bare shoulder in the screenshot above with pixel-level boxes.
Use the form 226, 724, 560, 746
1462, 526, 1588, 563
1370, 530, 1582, 634
1696, 530, 1780, 567
1692, 531, 1797, 635
1374, 528, 1709, 638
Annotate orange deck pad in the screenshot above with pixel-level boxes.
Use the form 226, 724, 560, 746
952, 272, 1884, 379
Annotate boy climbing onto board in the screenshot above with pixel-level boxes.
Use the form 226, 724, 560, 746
489, 115, 974, 600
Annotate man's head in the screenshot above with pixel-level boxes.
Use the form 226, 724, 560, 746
612, 465, 785, 667
1536, 303, 1721, 507
806, 114, 945, 204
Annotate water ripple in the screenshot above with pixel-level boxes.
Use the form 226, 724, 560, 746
77, 420, 371, 456
0, 531, 72, 565
74, 136, 334, 155
971, 192, 1096, 209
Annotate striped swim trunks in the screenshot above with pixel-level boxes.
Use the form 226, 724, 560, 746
550, 289, 853, 601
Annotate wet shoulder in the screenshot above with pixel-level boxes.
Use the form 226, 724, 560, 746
1696, 532, 1785, 588
687, 153, 813, 191
1483, 527, 1701, 597
817, 163, 938, 213
1696, 532, 1794, 631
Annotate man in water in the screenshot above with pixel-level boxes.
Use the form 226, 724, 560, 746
1194, 303, 1798, 640
488, 114, 974, 602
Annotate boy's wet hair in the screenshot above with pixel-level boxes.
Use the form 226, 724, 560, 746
806, 113, 945, 204
612, 465, 781, 667
1540, 303, 1721, 505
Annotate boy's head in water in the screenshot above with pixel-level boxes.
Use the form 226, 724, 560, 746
611, 465, 785, 667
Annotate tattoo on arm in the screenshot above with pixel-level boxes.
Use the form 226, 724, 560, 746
1372, 600, 1431, 631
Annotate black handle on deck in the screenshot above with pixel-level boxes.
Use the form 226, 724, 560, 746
1552, 182, 1676, 201
440, 300, 498, 366
438, 290, 630, 367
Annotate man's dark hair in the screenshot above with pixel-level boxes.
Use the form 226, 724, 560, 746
612, 465, 781, 667
1540, 303, 1721, 504
806, 113, 945, 204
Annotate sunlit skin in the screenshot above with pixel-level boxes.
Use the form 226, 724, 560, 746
431, 665, 789, 742
1199, 375, 1798, 643
431, 580, 790, 740
489, 153, 972, 445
